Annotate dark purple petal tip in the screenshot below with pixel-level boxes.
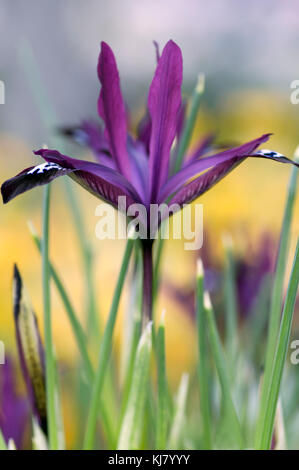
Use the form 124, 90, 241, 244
1, 161, 72, 204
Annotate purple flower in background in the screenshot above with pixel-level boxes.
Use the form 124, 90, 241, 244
1, 40, 298, 321
0, 358, 29, 449
236, 235, 275, 317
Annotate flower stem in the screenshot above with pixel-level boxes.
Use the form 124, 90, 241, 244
42, 185, 59, 450
141, 240, 154, 325
254, 154, 298, 448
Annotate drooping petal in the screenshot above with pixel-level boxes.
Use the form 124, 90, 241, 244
168, 148, 299, 210
1, 162, 73, 204
35, 149, 141, 206
1, 149, 142, 208
159, 134, 272, 202
13, 265, 47, 435
97, 42, 131, 179
148, 40, 183, 202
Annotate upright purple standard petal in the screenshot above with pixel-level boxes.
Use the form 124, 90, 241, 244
148, 40, 183, 202
97, 42, 131, 180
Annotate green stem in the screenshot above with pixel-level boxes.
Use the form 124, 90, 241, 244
223, 236, 238, 370
83, 235, 135, 450
173, 74, 205, 173
204, 292, 243, 449
42, 185, 59, 450
28, 223, 94, 383
258, 239, 299, 449
255, 157, 298, 447
155, 312, 168, 449
196, 260, 212, 449
0, 430, 7, 450
19, 39, 100, 340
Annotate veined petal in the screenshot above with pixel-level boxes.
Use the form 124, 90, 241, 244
13, 265, 47, 435
159, 134, 271, 202
1, 149, 142, 208
97, 42, 131, 179
168, 148, 299, 210
148, 40, 183, 202
1, 162, 73, 204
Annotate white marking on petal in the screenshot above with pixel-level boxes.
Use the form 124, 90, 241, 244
27, 162, 65, 175
256, 149, 285, 158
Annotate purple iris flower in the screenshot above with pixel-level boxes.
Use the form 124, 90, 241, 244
1, 40, 298, 321
0, 357, 30, 449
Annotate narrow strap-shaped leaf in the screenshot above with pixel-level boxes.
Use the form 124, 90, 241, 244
0, 429, 7, 450
196, 260, 212, 449
204, 292, 244, 449
83, 232, 135, 450
173, 74, 205, 173
257, 239, 299, 449
167, 373, 189, 450
155, 312, 168, 450
117, 321, 153, 450
255, 155, 298, 448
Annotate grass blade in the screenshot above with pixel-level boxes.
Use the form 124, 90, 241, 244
28, 222, 94, 383
174, 74, 205, 173
28, 222, 119, 447
155, 311, 168, 450
118, 321, 153, 450
196, 260, 212, 449
257, 239, 299, 449
222, 235, 238, 369
83, 233, 135, 450
42, 185, 60, 449
204, 292, 243, 449
255, 155, 298, 447
0, 429, 7, 450
167, 373, 189, 450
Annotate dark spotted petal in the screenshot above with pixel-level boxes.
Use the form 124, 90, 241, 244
1, 149, 142, 208
97, 42, 131, 180
1, 162, 73, 204
35, 148, 141, 207
148, 40, 183, 202
13, 265, 47, 435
